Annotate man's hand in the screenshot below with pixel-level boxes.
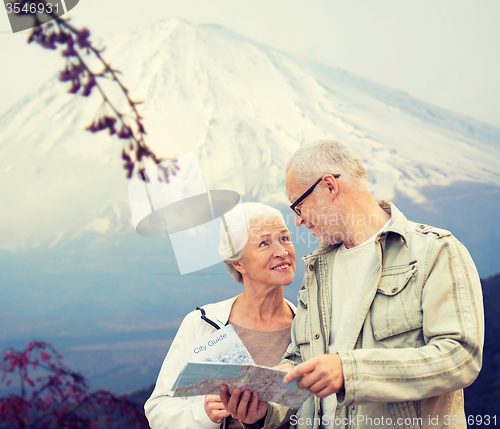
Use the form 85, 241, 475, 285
219, 385, 267, 424
204, 394, 231, 424
282, 354, 344, 398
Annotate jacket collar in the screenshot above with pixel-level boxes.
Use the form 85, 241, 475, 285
302, 200, 408, 262
201, 294, 297, 328
378, 200, 408, 247
201, 295, 240, 328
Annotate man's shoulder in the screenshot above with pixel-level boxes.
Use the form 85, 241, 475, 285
395, 218, 465, 265
385, 201, 455, 243
385, 207, 462, 263
406, 221, 453, 239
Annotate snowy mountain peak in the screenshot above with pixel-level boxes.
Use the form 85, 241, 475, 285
1, 17, 500, 250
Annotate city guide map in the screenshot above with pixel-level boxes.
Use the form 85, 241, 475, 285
172, 361, 312, 408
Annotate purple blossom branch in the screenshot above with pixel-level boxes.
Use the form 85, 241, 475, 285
14, 1, 178, 182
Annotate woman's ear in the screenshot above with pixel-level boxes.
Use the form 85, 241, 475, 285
232, 260, 245, 274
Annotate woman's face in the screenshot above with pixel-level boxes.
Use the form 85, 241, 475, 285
234, 216, 296, 289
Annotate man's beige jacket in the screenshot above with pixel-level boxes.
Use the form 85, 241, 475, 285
253, 201, 484, 429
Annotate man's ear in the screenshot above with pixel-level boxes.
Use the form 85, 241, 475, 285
323, 174, 339, 200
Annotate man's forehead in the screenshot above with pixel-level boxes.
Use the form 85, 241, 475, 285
285, 168, 296, 184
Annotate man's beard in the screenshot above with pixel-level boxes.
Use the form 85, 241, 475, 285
312, 198, 346, 246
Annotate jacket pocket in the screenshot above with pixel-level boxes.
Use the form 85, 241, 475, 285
371, 262, 422, 340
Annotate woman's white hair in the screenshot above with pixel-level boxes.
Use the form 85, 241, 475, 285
219, 202, 284, 284
287, 139, 367, 187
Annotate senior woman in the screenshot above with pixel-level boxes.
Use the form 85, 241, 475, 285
145, 202, 296, 429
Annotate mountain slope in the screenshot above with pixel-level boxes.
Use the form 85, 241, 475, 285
464, 273, 500, 417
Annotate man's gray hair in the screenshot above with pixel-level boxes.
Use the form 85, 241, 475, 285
287, 139, 367, 187
219, 202, 284, 284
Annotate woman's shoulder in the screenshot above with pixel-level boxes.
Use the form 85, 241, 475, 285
178, 295, 240, 331
196, 295, 240, 324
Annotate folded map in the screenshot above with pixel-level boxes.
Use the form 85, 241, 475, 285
187, 324, 255, 365
172, 361, 311, 408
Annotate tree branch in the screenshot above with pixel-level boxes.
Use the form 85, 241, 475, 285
14, 1, 178, 182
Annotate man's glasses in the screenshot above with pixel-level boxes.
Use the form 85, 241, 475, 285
290, 174, 340, 216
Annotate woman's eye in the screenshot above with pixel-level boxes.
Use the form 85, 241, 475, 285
259, 241, 269, 247
281, 236, 290, 242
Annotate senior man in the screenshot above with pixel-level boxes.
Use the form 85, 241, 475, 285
221, 140, 484, 429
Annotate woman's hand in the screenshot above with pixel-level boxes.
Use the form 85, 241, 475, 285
219, 385, 267, 424
273, 363, 294, 372
204, 394, 231, 424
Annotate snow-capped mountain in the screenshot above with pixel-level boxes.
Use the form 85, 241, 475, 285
1, 17, 500, 251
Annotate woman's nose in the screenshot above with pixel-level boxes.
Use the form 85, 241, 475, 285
273, 243, 289, 258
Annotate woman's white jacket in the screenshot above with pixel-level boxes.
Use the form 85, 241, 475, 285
145, 295, 296, 429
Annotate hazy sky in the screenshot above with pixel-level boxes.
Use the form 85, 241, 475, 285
0, 0, 499, 127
